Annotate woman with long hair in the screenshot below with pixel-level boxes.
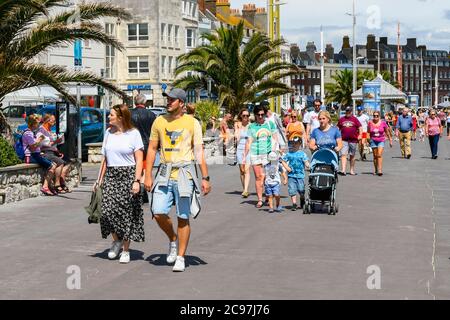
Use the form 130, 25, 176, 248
367, 111, 392, 176
308, 111, 343, 153
234, 108, 251, 198
94, 104, 145, 264
243, 105, 278, 208
22, 114, 57, 196
39, 114, 71, 193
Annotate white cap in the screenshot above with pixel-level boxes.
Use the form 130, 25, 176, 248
268, 151, 278, 161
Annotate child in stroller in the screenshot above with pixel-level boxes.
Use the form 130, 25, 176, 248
304, 148, 339, 215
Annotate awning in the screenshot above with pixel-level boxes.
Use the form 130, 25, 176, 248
351, 74, 407, 101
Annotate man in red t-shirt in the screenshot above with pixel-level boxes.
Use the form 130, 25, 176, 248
337, 106, 362, 176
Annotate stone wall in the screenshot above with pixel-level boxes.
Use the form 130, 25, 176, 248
0, 161, 82, 205
87, 143, 103, 163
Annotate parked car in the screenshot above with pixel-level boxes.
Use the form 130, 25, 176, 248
15, 106, 109, 160
149, 106, 167, 116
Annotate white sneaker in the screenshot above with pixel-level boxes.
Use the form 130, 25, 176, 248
166, 241, 178, 264
108, 240, 123, 259
172, 256, 185, 272
119, 251, 130, 264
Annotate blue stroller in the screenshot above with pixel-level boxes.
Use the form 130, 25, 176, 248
304, 148, 339, 215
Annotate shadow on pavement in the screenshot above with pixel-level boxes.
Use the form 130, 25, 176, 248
90, 249, 145, 261
146, 254, 208, 267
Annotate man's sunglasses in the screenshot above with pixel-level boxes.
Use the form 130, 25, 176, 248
257, 113, 265, 117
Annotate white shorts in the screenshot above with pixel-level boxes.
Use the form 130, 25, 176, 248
250, 154, 269, 166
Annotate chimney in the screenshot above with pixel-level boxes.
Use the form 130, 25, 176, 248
366, 34, 376, 50
379, 37, 388, 45
230, 8, 240, 16
204, 0, 217, 15
342, 36, 350, 49
198, 0, 205, 13
242, 4, 257, 27
407, 38, 417, 49
254, 7, 267, 32
326, 44, 334, 62
216, 0, 231, 18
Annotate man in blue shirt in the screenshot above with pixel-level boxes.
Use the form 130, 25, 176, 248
395, 107, 413, 159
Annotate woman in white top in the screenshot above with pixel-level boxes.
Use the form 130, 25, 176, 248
94, 104, 145, 264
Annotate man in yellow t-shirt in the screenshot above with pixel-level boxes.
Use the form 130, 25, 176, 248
144, 88, 211, 272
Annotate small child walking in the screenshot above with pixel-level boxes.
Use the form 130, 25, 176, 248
281, 136, 310, 211
263, 151, 287, 213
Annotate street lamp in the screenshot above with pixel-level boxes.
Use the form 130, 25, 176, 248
368, 42, 380, 75
346, 0, 358, 113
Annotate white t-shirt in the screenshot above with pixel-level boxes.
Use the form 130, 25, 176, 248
304, 110, 320, 133
102, 128, 144, 167
357, 113, 370, 132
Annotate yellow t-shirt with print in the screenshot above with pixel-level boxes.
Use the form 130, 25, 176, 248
150, 114, 203, 179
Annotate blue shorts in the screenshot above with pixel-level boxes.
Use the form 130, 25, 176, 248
236, 148, 251, 165
30, 152, 54, 170
370, 140, 385, 149
264, 183, 280, 196
288, 177, 305, 196
151, 180, 193, 220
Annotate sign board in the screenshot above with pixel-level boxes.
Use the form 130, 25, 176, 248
161, 83, 168, 92
362, 80, 381, 112
408, 95, 419, 110
74, 40, 82, 67
56, 102, 67, 134
127, 84, 151, 91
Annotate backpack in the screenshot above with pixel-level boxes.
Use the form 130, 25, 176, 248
14, 129, 30, 161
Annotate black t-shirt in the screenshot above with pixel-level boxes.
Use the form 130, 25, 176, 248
130, 107, 156, 157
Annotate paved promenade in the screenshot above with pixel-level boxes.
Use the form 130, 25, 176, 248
0, 139, 449, 299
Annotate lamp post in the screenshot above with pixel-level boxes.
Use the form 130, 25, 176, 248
346, 0, 357, 113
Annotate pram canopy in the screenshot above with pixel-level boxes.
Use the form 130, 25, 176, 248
310, 149, 339, 172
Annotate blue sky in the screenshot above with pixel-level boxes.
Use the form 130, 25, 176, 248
231, 0, 450, 51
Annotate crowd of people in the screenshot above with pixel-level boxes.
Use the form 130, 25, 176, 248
223, 100, 450, 212
23, 90, 449, 272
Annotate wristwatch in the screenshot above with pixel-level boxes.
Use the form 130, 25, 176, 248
202, 176, 210, 182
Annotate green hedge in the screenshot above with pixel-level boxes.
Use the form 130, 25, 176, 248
0, 136, 22, 168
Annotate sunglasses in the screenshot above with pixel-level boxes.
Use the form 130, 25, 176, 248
257, 113, 265, 117
242, 114, 250, 118
373, 115, 380, 117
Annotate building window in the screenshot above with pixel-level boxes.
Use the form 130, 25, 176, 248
161, 56, 167, 76
161, 23, 166, 43
128, 23, 149, 44
174, 26, 180, 47
105, 23, 115, 79
168, 24, 173, 45
186, 28, 196, 48
168, 56, 174, 76
128, 56, 149, 77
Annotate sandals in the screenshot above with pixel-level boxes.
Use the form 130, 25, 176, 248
41, 187, 55, 196
241, 191, 249, 198
255, 201, 263, 208
55, 186, 66, 194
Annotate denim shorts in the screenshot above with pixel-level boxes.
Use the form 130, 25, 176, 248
288, 177, 305, 196
370, 140, 385, 149
264, 183, 280, 196
30, 152, 54, 170
340, 141, 357, 156
151, 179, 193, 220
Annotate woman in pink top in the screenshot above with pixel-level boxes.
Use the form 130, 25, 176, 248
367, 111, 392, 176
425, 110, 442, 159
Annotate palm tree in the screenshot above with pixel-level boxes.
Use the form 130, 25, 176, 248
0, 0, 131, 105
0, 0, 131, 141
173, 21, 299, 115
325, 69, 354, 107
325, 69, 400, 107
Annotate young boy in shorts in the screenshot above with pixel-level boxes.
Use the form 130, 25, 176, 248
263, 151, 287, 213
281, 136, 310, 211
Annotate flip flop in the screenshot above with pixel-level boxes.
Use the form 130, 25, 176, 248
255, 201, 263, 208
349, 173, 358, 176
